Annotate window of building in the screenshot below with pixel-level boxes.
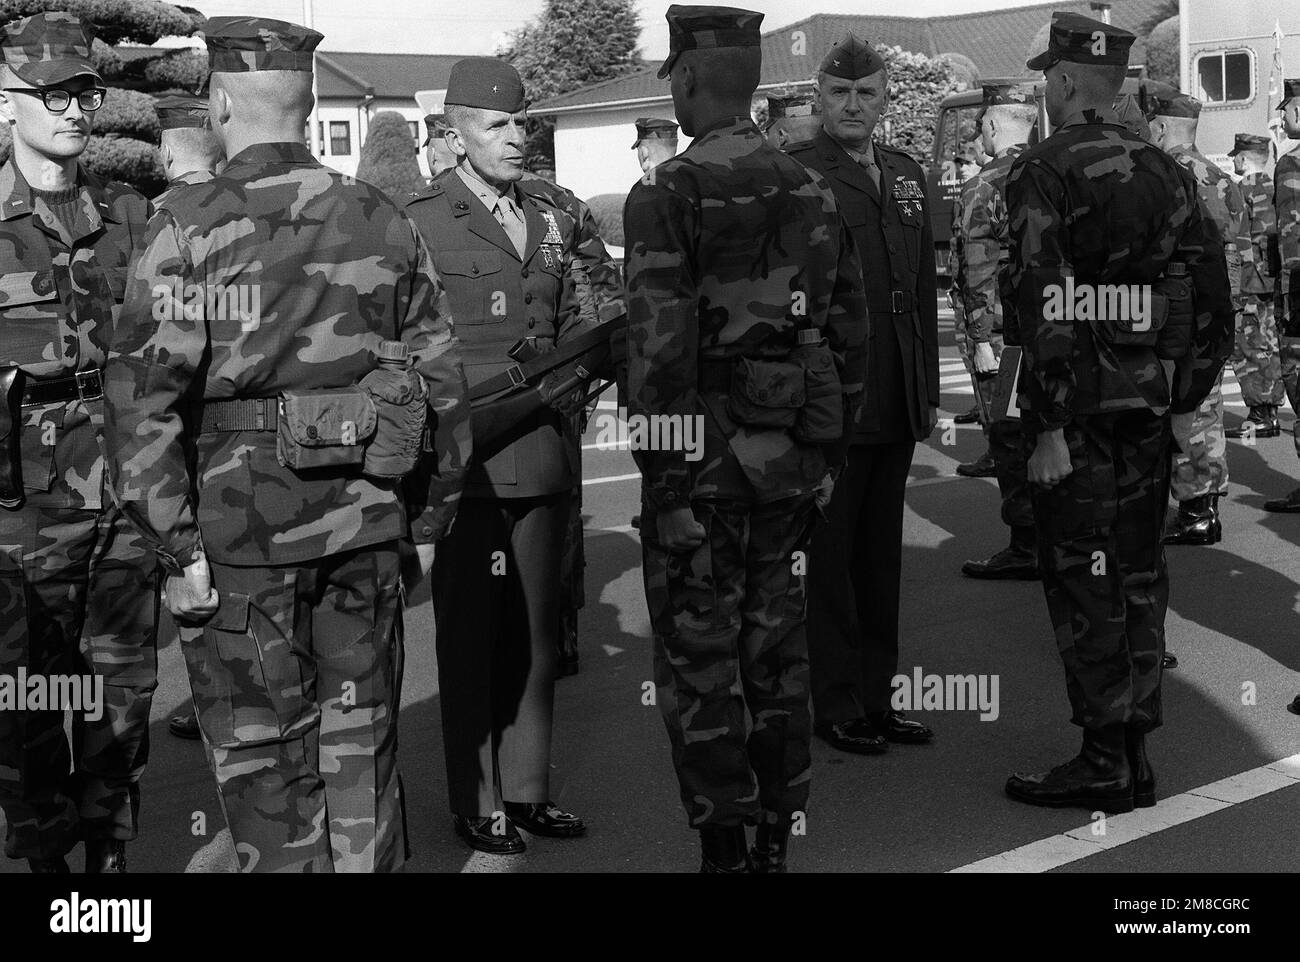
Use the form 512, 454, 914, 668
329, 121, 352, 157
318, 122, 326, 154
1194, 49, 1254, 105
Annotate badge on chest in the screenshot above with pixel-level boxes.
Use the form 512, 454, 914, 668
893, 175, 925, 220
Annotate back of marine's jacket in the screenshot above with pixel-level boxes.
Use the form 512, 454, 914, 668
105, 143, 470, 569
1001, 112, 1234, 429
623, 117, 868, 507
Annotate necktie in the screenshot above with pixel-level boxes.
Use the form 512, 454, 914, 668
858, 150, 881, 191
493, 194, 527, 259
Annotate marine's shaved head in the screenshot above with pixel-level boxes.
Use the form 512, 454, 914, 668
679, 46, 761, 101
208, 70, 315, 157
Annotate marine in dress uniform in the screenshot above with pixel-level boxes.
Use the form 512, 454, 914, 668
627, 4, 868, 873
104, 17, 471, 872
790, 33, 940, 755
0, 12, 157, 874
405, 58, 593, 855
1002, 13, 1233, 812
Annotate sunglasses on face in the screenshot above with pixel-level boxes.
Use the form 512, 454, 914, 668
3, 86, 106, 113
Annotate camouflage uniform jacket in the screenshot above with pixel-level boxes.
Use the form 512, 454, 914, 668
623, 115, 869, 508
153, 168, 215, 209
0, 160, 149, 511
1277, 144, 1300, 272
1240, 171, 1276, 295
1167, 143, 1250, 297
1002, 108, 1234, 432
958, 144, 1025, 342
104, 142, 470, 571
405, 170, 594, 499
947, 174, 969, 330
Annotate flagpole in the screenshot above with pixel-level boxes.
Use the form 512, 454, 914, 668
305, 0, 321, 158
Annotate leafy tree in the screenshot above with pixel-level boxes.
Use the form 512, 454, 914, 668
502, 0, 641, 170
1145, 16, 1179, 86
878, 45, 961, 162
356, 111, 424, 199
1137, 0, 1179, 39
0, 0, 205, 195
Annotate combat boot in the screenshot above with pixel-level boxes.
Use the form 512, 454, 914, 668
961, 525, 1038, 580
955, 448, 996, 478
749, 814, 792, 874
1263, 486, 1300, 513
85, 839, 127, 873
1005, 726, 1134, 813
1162, 494, 1221, 546
1125, 727, 1155, 808
27, 855, 69, 874
698, 825, 751, 873
1226, 405, 1280, 439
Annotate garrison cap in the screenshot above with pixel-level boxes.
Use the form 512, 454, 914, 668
657, 5, 764, 80
1142, 80, 1201, 119
1026, 12, 1135, 71
631, 117, 679, 148
819, 33, 886, 81
0, 12, 100, 87
204, 17, 322, 73
1228, 132, 1271, 156
765, 91, 819, 128
422, 112, 448, 146
155, 94, 209, 131
445, 57, 526, 112
1278, 78, 1300, 111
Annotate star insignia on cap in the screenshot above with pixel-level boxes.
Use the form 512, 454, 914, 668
493, 84, 499, 93
833, 58, 841, 66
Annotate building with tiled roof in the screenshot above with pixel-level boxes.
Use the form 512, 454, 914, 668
534, 0, 1167, 199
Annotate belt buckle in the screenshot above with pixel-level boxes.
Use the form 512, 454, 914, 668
75, 369, 103, 402
506, 365, 526, 387
892, 290, 906, 314
254, 398, 267, 431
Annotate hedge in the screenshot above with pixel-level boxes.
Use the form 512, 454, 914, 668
0, 0, 199, 44
142, 48, 207, 92
95, 86, 160, 142
877, 45, 960, 162
356, 111, 425, 200
584, 193, 624, 247
82, 133, 165, 195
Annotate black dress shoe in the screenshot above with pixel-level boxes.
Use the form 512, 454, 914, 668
85, 839, 126, 873
953, 405, 981, 425
814, 718, 887, 755
1006, 727, 1134, 814
955, 452, 996, 478
452, 814, 526, 855
169, 710, 201, 740
503, 801, 586, 838
28, 855, 70, 874
961, 545, 1038, 580
1264, 487, 1300, 513
865, 710, 934, 744
1162, 652, 1178, 669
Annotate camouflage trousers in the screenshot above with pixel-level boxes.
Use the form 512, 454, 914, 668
1027, 409, 1170, 732
642, 494, 816, 828
971, 332, 1006, 432
1280, 337, 1300, 458
989, 415, 1034, 529
188, 544, 406, 873
1170, 368, 1228, 501
1232, 295, 1284, 407
0, 503, 157, 860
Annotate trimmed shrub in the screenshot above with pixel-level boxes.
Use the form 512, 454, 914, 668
356, 111, 425, 200
95, 86, 160, 142
142, 48, 207, 91
585, 193, 624, 247
0, 0, 198, 44
1146, 16, 1179, 86
82, 133, 164, 195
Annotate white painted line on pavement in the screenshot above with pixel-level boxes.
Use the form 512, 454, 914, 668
583, 473, 641, 486
949, 751, 1300, 873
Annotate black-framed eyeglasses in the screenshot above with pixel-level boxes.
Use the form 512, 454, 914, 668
2, 87, 106, 113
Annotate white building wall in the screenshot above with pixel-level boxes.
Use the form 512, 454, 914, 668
1184, 0, 1300, 163
553, 104, 690, 202
314, 97, 434, 179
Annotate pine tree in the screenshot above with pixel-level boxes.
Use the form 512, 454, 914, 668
501, 0, 641, 170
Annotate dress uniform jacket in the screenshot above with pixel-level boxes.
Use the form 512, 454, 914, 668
405, 170, 592, 497
790, 130, 939, 442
